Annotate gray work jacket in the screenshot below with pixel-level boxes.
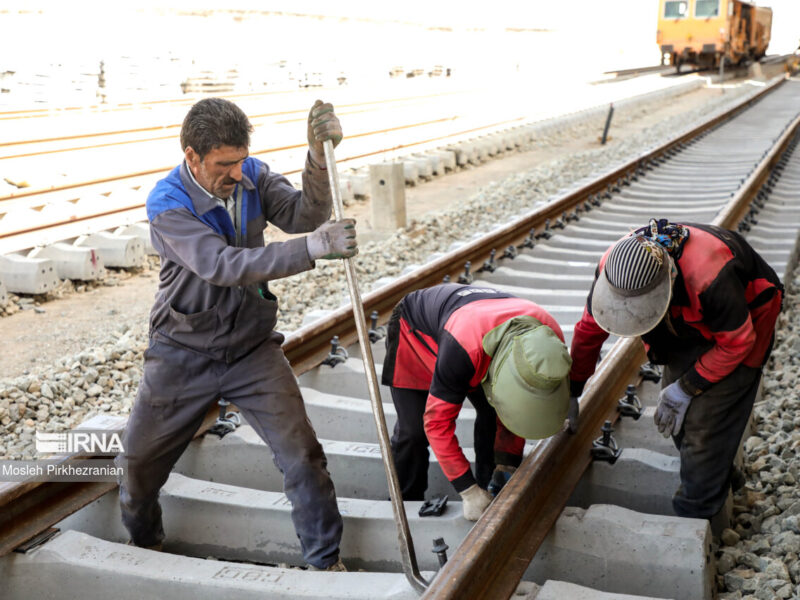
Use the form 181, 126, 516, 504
144, 154, 331, 362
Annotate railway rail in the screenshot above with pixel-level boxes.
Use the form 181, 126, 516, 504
1, 76, 799, 598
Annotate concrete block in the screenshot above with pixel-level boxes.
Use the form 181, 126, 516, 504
445, 145, 469, 166
348, 172, 370, 198
418, 153, 443, 176
54, 473, 471, 572
434, 150, 456, 171
0, 530, 424, 600
0, 278, 7, 307
53, 480, 710, 598
28, 242, 105, 281
76, 232, 145, 268
472, 140, 489, 162
338, 175, 355, 203
116, 223, 155, 255
369, 163, 407, 231
401, 161, 418, 184
300, 387, 478, 446
568, 448, 680, 516
536, 581, 670, 600
298, 359, 390, 401
0, 253, 60, 294
410, 156, 433, 179
174, 425, 461, 500
526, 504, 713, 600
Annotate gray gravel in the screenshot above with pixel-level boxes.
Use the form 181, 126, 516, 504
716, 269, 800, 599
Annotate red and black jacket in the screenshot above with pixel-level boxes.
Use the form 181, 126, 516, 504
382, 283, 565, 491
570, 224, 783, 397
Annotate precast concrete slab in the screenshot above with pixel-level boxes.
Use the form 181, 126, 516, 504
612, 408, 680, 458
28, 242, 105, 280
0, 530, 425, 600
174, 425, 461, 500
568, 448, 679, 516
543, 234, 622, 252
507, 254, 598, 276
471, 278, 587, 308
416, 152, 442, 176
0, 253, 60, 294
524, 504, 713, 600
536, 223, 623, 244
76, 231, 145, 268
535, 581, 670, 600
297, 358, 391, 401
434, 150, 456, 171
445, 145, 469, 166
301, 387, 478, 446
347, 172, 370, 197
411, 156, 432, 179
56, 473, 474, 571
55, 472, 712, 593
485, 267, 594, 290
343, 338, 388, 363
401, 161, 418, 184
116, 222, 156, 255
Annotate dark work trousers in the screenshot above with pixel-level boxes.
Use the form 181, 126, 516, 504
389, 386, 497, 500
663, 353, 761, 520
115, 334, 343, 569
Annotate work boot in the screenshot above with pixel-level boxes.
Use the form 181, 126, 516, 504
730, 465, 746, 492
308, 558, 347, 572
127, 540, 163, 552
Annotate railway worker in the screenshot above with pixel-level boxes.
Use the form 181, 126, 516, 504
569, 219, 783, 522
381, 283, 576, 520
116, 97, 355, 571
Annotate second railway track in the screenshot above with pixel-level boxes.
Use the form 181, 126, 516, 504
1, 76, 800, 599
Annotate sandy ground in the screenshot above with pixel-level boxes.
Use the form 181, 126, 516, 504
0, 83, 736, 380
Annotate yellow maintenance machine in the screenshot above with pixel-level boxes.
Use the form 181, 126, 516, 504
657, 0, 771, 71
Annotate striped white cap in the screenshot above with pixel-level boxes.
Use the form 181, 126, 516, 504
592, 235, 673, 336
605, 236, 666, 296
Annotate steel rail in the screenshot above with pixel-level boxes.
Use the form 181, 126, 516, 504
0, 75, 787, 566
0, 89, 467, 152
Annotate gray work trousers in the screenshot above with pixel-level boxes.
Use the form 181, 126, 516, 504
115, 334, 343, 568
663, 355, 761, 520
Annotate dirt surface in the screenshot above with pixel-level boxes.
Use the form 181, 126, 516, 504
0, 82, 742, 380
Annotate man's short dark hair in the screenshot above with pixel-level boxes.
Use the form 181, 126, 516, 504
180, 98, 253, 159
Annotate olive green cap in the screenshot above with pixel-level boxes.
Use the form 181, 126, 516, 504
481, 316, 571, 439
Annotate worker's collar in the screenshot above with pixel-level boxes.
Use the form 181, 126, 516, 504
179, 160, 255, 215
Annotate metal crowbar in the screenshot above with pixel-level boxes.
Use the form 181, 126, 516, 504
322, 139, 428, 593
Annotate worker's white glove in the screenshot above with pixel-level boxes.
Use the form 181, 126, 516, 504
306, 219, 358, 261
567, 396, 579, 434
653, 381, 692, 438
460, 484, 492, 521
307, 100, 343, 167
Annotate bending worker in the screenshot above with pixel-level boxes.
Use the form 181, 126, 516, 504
116, 98, 355, 571
381, 283, 575, 520
570, 219, 782, 521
